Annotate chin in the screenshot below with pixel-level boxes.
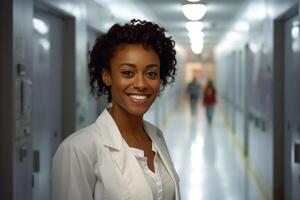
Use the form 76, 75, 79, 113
125, 98, 156, 117
130, 100, 156, 115
127, 107, 149, 117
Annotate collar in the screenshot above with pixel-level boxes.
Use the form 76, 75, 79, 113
95, 108, 123, 151
95, 108, 163, 152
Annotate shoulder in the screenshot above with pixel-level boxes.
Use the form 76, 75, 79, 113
62, 123, 100, 149
58, 109, 113, 153
54, 109, 116, 161
54, 123, 102, 164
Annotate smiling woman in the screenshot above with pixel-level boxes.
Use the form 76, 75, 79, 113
102, 44, 161, 117
52, 19, 180, 200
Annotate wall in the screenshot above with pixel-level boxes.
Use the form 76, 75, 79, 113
215, 0, 299, 199
0, 1, 14, 200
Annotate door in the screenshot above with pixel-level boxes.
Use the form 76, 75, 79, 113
244, 43, 254, 158
32, 9, 64, 200
284, 13, 300, 200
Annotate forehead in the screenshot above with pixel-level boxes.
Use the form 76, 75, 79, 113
111, 44, 160, 64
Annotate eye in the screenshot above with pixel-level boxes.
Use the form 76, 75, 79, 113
146, 71, 159, 79
121, 71, 134, 78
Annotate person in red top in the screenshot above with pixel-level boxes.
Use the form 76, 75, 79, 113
203, 79, 217, 125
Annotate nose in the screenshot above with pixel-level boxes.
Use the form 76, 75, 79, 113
133, 74, 147, 90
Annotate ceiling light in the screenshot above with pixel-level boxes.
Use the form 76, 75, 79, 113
39, 39, 50, 51
191, 43, 204, 54
291, 26, 299, 39
249, 43, 260, 54
234, 21, 250, 32
187, 0, 201, 2
32, 18, 49, 34
188, 31, 204, 40
185, 21, 204, 32
190, 37, 204, 45
246, 4, 266, 21
182, 4, 207, 21
190, 38, 204, 49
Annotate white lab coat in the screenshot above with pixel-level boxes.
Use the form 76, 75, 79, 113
52, 109, 180, 200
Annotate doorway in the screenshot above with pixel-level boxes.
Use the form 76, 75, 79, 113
274, 4, 300, 200
283, 12, 300, 200
32, 9, 64, 200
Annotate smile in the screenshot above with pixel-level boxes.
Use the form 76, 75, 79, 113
128, 94, 150, 103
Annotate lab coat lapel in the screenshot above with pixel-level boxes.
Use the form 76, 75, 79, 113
144, 121, 181, 200
143, 121, 176, 176
96, 110, 153, 200
109, 145, 153, 200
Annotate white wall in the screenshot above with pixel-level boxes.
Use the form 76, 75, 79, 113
215, 0, 299, 199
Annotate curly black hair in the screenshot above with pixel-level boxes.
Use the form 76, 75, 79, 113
88, 19, 177, 102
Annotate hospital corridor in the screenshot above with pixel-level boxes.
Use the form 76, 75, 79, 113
162, 101, 262, 200
1, 0, 300, 200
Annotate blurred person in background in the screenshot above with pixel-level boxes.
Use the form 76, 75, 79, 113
186, 76, 201, 115
203, 79, 217, 125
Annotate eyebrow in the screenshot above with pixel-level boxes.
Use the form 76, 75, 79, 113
118, 63, 160, 68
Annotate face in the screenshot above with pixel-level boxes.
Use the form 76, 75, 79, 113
102, 44, 161, 117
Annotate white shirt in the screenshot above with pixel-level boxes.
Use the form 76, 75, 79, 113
52, 109, 180, 200
128, 142, 175, 200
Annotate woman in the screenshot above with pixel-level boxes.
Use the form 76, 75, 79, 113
52, 19, 180, 200
203, 79, 217, 125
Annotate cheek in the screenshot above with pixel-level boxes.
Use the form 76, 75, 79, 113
111, 75, 129, 90
152, 80, 161, 93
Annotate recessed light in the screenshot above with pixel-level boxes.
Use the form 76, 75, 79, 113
185, 21, 204, 32
182, 4, 207, 21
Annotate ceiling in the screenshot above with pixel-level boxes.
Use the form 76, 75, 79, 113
95, 0, 248, 57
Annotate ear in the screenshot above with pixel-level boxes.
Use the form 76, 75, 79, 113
101, 69, 112, 86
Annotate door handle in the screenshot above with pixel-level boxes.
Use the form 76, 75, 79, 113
33, 150, 40, 172
295, 143, 300, 163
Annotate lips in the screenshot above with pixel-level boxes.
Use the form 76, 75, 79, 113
128, 94, 150, 103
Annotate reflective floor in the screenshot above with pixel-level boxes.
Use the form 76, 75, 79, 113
162, 101, 264, 200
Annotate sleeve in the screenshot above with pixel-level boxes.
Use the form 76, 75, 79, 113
52, 142, 97, 200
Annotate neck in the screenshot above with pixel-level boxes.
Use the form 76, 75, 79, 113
110, 106, 145, 140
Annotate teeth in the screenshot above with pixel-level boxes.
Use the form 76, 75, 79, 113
130, 94, 147, 100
